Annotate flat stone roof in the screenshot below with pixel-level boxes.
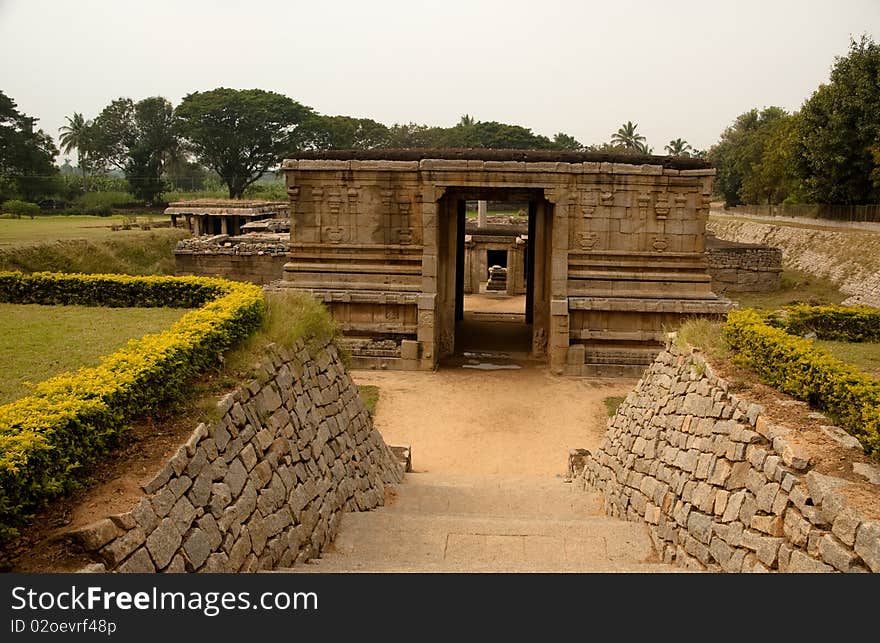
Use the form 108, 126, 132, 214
164, 199, 288, 216
284, 148, 712, 170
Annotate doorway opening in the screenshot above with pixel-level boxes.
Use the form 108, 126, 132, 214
435, 188, 550, 362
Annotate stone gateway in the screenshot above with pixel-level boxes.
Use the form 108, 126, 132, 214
281, 150, 732, 375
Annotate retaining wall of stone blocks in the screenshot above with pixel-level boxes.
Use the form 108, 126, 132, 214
706, 245, 782, 293
69, 338, 403, 573
577, 343, 880, 573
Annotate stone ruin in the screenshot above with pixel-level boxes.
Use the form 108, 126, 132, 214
279, 149, 733, 375
169, 151, 786, 375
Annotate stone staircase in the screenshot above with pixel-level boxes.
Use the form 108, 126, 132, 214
279, 473, 683, 573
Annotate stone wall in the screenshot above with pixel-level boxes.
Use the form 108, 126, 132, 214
175, 252, 288, 285
705, 235, 782, 293
174, 234, 289, 285
68, 338, 403, 573
578, 343, 880, 573
708, 215, 880, 307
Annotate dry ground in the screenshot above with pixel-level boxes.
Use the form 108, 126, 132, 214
352, 365, 634, 477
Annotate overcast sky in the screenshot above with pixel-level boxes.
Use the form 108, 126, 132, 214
1, 0, 878, 160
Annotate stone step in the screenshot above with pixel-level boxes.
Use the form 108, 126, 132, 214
280, 510, 666, 573
382, 472, 605, 520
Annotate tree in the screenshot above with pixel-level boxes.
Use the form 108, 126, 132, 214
664, 138, 692, 156
175, 88, 312, 198
793, 35, 880, 204
58, 112, 95, 176
611, 121, 646, 151
89, 96, 178, 203
709, 107, 792, 207
0, 90, 58, 202
553, 132, 585, 151
292, 115, 390, 150
443, 120, 555, 149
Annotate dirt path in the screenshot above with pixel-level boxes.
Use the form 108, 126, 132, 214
352, 365, 635, 476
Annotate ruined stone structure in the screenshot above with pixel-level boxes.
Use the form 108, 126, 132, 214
166, 199, 288, 237
463, 218, 528, 296
281, 150, 732, 375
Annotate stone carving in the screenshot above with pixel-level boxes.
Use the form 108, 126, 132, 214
637, 193, 651, 217
674, 195, 688, 218
652, 236, 669, 251
323, 226, 344, 244
581, 190, 598, 218
654, 199, 670, 220
578, 232, 599, 250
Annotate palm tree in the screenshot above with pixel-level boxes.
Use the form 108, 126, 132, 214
664, 138, 693, 156
458, 114, 476, 127
58, 112, 93, 176
636, 140, 654, 155
611, 121, 646, 151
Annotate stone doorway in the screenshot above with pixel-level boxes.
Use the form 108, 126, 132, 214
434, 188, 552, 361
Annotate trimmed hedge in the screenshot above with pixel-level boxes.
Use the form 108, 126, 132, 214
775, 303, 880, 343
723, 308, 880, 458
0, 272, 265, 538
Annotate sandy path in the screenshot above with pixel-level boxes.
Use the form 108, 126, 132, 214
352, 366, 635, 477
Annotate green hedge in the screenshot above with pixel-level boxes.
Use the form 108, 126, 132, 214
775, 303, 880, 342
0, 272, 266, 538
723, 308, 880, 458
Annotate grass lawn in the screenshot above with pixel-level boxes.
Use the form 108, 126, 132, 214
358, 384, 380, 416
726, 269, 846, 311
0, 303, 188, 405
0, 215, 177, 248
815, 339, 880, 378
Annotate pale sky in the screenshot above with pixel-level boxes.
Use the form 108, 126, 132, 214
1, 0, 878, 160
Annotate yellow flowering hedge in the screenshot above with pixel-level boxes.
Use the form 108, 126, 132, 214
723, 308, 880, 458
0, 272, 265, 538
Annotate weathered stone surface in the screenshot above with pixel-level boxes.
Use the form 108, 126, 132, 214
116, 547, 156, 573
100, 528, 146, 568
146, 519, 182, 570
69, 519, 120, 551
787, 549, 835, 573
183, 528, 213, 570
577, 342, 880, 575
854, 521, 880, 573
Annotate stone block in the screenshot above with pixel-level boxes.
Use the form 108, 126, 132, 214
69, 519, 120, 552
116, 547, 156, 574
182, 528, 213, 570
146, 519, 182, 570
787, 549, 835, 573
854, 521, 880, 573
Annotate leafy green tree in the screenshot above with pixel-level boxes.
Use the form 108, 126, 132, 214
709, 107, 791, 206
58, 112, 95, 176
793, 35, 880, 204
175, 88, 312, 198
553, 132, 585, 151
664, 138, 692, 156
0, 90, 59, 202
635, 140, 654, 155
385, 122, 445, 148
89, 96, 177, 203
611, 121, 646, 151
292, 115, 390, 150
443, 120, 554, 149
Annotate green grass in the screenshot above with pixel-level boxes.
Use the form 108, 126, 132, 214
221, 291, 339, 379
0, 303, 188, 405
603, 395, 626, 417
358, 385, 380, 416
0, 215, 175, 247
815, 340, 880, 378
464, 208, 527, 219
675, 318, 729, 357
728, 269, 845, 311
0, 215, 189, 275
